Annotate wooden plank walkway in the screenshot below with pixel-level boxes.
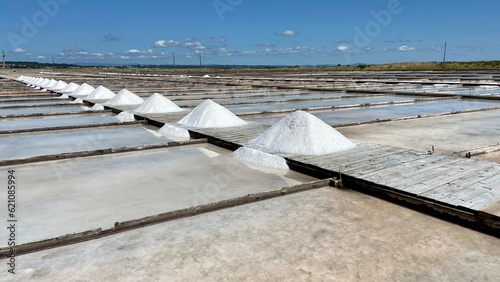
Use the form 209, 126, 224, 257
176, 122, 500, 233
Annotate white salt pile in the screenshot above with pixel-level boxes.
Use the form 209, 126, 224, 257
70, 98, 83, 104
90, 104, 105, 111
60, 82, 80, 94
246, 110, 356, 156
203, 74, 210, 78
42, 79, 58, 89
71, 83, 95, 97
86, 86, 115, 100
177, 99, 247, 128
115, 112, 136, 122
234, 147, 289, 170
104, 89, 144, 106
133, 93, 184, 114
57, 94, 69, 99
158, 123, 190, 141
50, 80, 68, 91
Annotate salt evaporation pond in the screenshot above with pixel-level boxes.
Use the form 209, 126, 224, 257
0, 105, 88, 116
0, 126, 168, 161
226, 95, 426, 114
0, 114, 122, 131
174, 93, 358, 107
246, 99, 500, 126
2, 144, 316, 244
0, 100, 74, 108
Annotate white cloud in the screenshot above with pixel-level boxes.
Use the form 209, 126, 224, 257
397, 45, 415, 51
147, 49, 153, 54
277, 30, 298, 36
125, 49, 141, 54
13, 48, 26, 53
154, 40, 180, 47
119, 55, 130, 59
91, 53, 104, 57
337, 45, 349, 52
36, 55, 46, 59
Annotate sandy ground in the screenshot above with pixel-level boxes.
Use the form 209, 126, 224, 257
475, 151, 500, 163
5, 187, 499, 282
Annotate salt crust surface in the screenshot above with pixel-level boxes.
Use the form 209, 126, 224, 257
86, 86, 115, 100
105, 89, 144, 106
177, 99, 247, 128
133, 93, 184, 114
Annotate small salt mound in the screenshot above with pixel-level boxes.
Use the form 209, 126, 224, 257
133, 93, 184, 114
72, 83, 95, 96
234, 147, 289, 170
158, 123, 190, 141
57, 94, 69, 99
177, 99, 247, 128
70, 99, 83, 104
115, 112, 136, 122
86, 86, 115, 100
50, 80, 68, 91
203, 74, 210, 78
247, 110, 356, 156
90, 104, 105, 111
104, 89, 144, 106
59, 82, 80, 93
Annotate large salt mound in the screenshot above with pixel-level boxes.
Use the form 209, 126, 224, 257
133, 93, 184, 114
247, 110, 356, 156
177, 99, 247, 128
86, 86, 115, 100
104, 89, 144, 106
72, 83, 95, 96
59, 82, 79, 93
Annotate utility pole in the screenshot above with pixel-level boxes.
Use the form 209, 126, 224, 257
172, 52, 176, 67
2, 50, 5, 69
199, 53, 202, 67
52, 56, 55, 68
442, 42, 447, 63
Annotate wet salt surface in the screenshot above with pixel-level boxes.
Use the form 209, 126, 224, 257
227, 96, 426, 114
1, 144, 316, 244
0, 126, 168, 161
0, 106, 88, 116
0, 101, 72, 108
246, 99, 500, 125
0, 115, 121, 131
175, 93, 357, 107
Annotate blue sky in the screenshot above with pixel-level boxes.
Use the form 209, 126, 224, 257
1, 0, 499, 66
